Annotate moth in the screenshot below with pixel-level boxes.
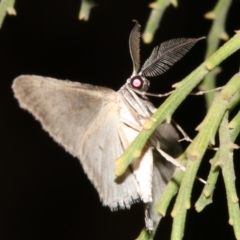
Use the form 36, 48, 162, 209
12, 21, 201, 230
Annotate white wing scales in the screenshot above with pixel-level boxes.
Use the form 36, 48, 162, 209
79, 102, 140, 208
12, 75, 140, 209
117, 96, 154, 204
13, 75, 117, 154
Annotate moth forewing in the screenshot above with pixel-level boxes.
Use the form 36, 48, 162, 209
12, 75, 140, 210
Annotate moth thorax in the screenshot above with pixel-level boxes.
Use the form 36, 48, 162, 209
129, 75, 149, 92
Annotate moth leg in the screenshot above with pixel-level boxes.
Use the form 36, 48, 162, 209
171, 119, 218, 151
144, 205, 154, 231
171, 119, 192, 143
190, 86, 223, 95
132, 86, 222, 99
155, 143, 206, 184
118, 117, 142, 131
152, 135, 185, 170
132, 88, 176, 98
155, 142, 186, 171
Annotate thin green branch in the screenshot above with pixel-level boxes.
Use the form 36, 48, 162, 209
142, 0, 177, 43
78, 0, 96, 21
158, 95, 240, 215
171, 74, 240, 240
155, 90, 240, 240
171, 203, 187, 240
156, 154, 186, 216
228, 91, 240, 112
228, 111, 240, 141
200, 0, 231, 108
115, 31, 240, 177
194, 153, 220, 211
136, 228, 154, 240
0, 0, 16, 29
218, 112, 240, 240
195, 97, 240, 212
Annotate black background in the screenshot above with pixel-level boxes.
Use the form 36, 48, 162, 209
1, 0, 240, 239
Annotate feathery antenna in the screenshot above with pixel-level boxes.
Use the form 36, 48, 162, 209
140, 37, 205, 78
129, 20, 141, 76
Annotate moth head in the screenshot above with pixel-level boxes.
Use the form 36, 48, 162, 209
126, 75, 150, 92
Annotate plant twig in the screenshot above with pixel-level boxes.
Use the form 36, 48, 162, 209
218, 112, 240, 239
136, 228, 154, 240
0, 0, 16, 29
200, 0, 231, 108
195, 106, 240, 212
156, 154, 186, 216
171, 74, 240, 240
158, 93, 240, 217
142, 0, 177, 43
78, 0, 96, 21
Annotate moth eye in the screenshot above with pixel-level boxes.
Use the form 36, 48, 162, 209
130, 76, 143, 89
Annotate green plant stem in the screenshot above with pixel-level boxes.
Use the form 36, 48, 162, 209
195, 99, 240, 212
0, 0, 16, 28
115, 31, 240, 177
156, 154, 186, 215
228, 112, 240, 141
171, 74, 240, 240
228, 90, 240, 112
194, 153, 219, 211
142, 0, 177, 43
136, 228, 154, 240
219, 112, 240, 240
78, 0, 96, 21
200, 0, 231, 108
158, 94, 240, 216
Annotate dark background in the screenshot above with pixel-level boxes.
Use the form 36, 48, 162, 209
1, 0, 240, 239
